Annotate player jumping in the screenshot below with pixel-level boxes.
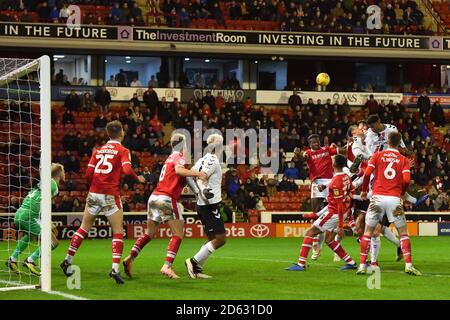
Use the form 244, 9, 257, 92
364, 115, 428, 266
366, 115, 428, 207
185, 133, 226, 279
357, 132, 421, 276
60, 121, 145, 284
286, 154, 357, 271
122, 133, 207, 279
294, 134, 344, 260
6, 163, 64, 276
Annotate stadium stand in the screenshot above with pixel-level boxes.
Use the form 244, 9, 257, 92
432, 0, 450, 30
0, 0, 446, 35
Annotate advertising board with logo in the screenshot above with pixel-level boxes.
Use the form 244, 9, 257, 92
437, 222, 450, 236
275, 223, 312, 238
256, 90, 403, 106
106, 87, 180, 102
403, 93, 450, 108
56, 225, 123, 240
126, 223, 277, 239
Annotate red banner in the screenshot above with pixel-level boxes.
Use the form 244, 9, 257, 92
126, 223, 277, 239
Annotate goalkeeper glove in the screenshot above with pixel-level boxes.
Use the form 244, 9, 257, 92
202, 188, 214, 199
350, 154, 363, 173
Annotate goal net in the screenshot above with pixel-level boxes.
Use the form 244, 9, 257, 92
0, 56, 52, 292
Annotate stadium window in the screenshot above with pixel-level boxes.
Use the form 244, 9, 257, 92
181, 58, 242, 90
104, 56, 162, 87
52, 54, 92, 86
257, 60, 288, 90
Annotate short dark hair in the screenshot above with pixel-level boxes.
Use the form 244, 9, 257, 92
333, 154, 347, 169
357, 120, 367, 127
307, 134, 320, 143
106, 120, 123, 139
367, 115, 380, 125
388, 131, 402, 147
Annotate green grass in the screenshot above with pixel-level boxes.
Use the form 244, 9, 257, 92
1, 237, 450, 300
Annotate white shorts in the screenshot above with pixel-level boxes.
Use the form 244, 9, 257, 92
313, 211, 339, 232
366, 195, 406, 229
86, 192, 122, 217
147, 194, 184, 223
311, 179, 331, 199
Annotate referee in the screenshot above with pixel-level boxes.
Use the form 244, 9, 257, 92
185, 133, 226, 279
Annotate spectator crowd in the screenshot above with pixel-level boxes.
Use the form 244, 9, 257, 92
0, 0, 435, 35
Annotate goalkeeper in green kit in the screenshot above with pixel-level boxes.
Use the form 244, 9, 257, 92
6, 163, 65, 276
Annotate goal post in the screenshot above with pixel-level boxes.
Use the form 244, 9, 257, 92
39, 55, 52, 293
0, 55, 52, 292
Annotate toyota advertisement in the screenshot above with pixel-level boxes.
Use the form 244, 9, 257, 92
126, 223, 278, 239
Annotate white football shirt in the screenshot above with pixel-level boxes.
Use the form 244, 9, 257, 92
365, 124, 405, 156
192, 153, 222, 205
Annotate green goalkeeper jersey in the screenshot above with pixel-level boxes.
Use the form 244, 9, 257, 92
15, 179, 59, 221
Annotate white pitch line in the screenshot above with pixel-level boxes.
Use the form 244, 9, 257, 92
0, 280, 90, 300
46, 290, 90, 300
211, 256, 450, 278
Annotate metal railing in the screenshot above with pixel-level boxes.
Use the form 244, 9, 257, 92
421, 0, 447, 34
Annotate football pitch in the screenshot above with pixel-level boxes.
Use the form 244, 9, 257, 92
1, 237, 450, 300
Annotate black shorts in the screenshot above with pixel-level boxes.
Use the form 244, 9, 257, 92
353, 199, 370, 213
197, 202, 226, 235
381, 214, 391, 227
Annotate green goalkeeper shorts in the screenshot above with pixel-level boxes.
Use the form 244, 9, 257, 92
14, 210, 41, 237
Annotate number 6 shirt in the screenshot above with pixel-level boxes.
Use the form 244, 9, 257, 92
361, 148, 411, 198
86, 140, 139, 196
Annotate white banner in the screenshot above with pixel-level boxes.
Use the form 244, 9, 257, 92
106, 87, 181, 102
256, 90, 403, 106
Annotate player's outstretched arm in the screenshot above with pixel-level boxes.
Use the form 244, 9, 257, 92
401, 167, 411, 196
294, 147, 308, 161
175, 166, 208, 181
122, 163, 145, 183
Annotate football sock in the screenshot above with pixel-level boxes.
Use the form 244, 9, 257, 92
165, 235, 182, 267
381, 226, 400, 247
112, 233, 124, 273
313, 233, 325, 251
318, 232, 325, 249
130, 233, 151, 259
193, 241, 215, 268
298, 236, 314, 266
370, 236, 381, 264
66, 227, 88, 263
312, 235, 319, 251
11, 234, 30, 261
359, 235, 371, 266
400, 233, 412, 265
28, 247, 40, 263
327, 240, 355, 264
404, 192, 417, 204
